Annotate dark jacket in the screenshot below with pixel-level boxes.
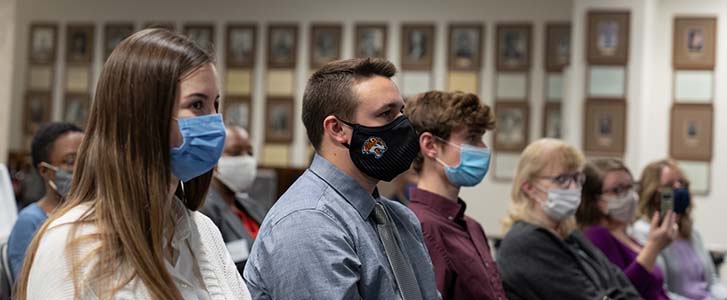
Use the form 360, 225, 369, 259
497, 221, 643, 300
200, 186, 268, 273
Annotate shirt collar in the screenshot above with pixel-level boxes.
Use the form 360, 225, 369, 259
309, 154, 377, 219
168, 197, 192, 250
410, 187, 466, 221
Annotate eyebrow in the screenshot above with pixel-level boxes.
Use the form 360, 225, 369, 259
374, 100, 403, 114
184, 92, 220, 101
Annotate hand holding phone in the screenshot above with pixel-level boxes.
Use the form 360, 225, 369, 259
659, 188, 674, 225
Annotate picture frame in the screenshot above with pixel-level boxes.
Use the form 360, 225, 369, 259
104, 23, 134, 59
583, 99, 627, 155
673, 17, 717, 70
542, 102, 562, 139
310, 24, 342, 69
493, 101, 530, 151
184, 24, 215, 52
63, 93, 92, 128
545, 23, 571, 72
144, 22, 176, 32
496, 23, 532, 71
670, 103, 713, 161
226, 24, 256, 68
66, 24, 95, 65
265, 97, 294, 143
587, 11, 630, 65
267, 24, 298, 69
223, 96, 252, 131
23, 91, 52, 135
448, 23, 483, 71
28, 23, 58, 64
354, 24, 387, 59
400, 24, 435, 70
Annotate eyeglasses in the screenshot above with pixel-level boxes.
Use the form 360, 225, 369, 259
537, 172, 586, 188
602, 182, 638, 197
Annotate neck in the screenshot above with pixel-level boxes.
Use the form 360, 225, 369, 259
321, 146, 378, 194
602, 219, 627, 233
37, 190, 61, 214
417, 168, 459, 202
533, 207, 562, 237
211, 178, 236, 205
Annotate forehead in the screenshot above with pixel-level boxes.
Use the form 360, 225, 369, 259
602, 170, 632, 187
351, 76, 402, 110
50, 132, 83, 159
660, 165, 683, 182
179, 64, 219, 92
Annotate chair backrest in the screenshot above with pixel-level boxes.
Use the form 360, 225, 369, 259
0, 241, 12, 300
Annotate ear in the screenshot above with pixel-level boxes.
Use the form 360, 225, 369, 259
322, 115, 349, 145
419, 132, 439, 160
521, 181, 535, 199
37, 163, 55, 183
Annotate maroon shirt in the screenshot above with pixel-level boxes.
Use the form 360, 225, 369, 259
408, 187, 506, 300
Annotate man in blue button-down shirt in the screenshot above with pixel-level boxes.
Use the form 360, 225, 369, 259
243, 58, 439, 300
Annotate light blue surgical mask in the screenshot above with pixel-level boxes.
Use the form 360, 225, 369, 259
434, 136, 491, 187
170, 114, 226, 182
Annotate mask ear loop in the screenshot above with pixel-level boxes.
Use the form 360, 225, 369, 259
431, 135, 462, 168
336, 117, 356, 149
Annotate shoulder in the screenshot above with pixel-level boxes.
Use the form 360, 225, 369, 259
382, 198, 419, 226
263, 171, 331, 222
583, 225, 616, 244
10, 204, 46, 235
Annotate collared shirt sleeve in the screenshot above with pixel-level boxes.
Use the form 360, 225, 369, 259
244, 209, 362, 300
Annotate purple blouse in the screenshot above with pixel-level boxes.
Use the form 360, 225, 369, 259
584, 225, 669, 300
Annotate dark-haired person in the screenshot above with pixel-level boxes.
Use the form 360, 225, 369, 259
576, 158, 675, 300
14, 29, 250, 300
405, 91, 505, 300
244, 58, 439, 300
632, 159, 727, 300
7, 122, 83, 279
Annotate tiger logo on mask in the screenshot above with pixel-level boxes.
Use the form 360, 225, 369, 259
361, 137, 387, 159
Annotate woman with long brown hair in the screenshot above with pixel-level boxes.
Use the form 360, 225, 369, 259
14, 29, 251, 300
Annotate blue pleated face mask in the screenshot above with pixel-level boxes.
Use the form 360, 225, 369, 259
434, 136, 491, 187
170, 114, 226, 182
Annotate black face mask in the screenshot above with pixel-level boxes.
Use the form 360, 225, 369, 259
340, 115, 420, 182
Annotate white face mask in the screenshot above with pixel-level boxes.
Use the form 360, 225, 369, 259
605, 190, 638, 223
541, 188, 582, 221
215, 155, 257, 194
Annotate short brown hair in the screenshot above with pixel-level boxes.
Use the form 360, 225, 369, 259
302, 58, 396, 150
576, 158, 631, 228
404, 91, 495, 172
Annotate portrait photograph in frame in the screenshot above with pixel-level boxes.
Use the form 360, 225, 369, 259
493, 101, 530, 151
673, 17, 717, 70
265, 97, 294, 143
29, 23, 58, 64
583, 99, 626, 155
545, 23, 571, 72
310, 24, 342, 69
448, 23, 483, 71
24, 91, 52, 135
66, 24, 95, 65
400, 24, 435, 70
226, 24, 256, 68
63, 93, 91, 128
268, 24, 298, 69
104, 23, 134, 59
670, 103, 713, 161
223, 96, 252, 131
587, 11, 630, 65
496, 23, 532, 71
543, 102, 562, 139
355, 24, 387, 59
184, 24, 215, 52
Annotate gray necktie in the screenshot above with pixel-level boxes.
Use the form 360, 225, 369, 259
372, 202, 423, 300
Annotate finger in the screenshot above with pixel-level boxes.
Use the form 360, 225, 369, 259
651, 211, 660, 227
661, 211, 674, 230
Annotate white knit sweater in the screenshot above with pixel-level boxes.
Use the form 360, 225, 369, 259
25, 203, 252, 300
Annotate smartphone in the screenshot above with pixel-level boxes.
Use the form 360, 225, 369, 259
659, 187, 674, 224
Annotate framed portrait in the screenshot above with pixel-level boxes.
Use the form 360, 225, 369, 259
267, 24, 298, 69
542, 102, 562, 139
144, 22, 176, 32
63, 93, 91, 128
496, 23, 532, 71
545, 23, 571, 72
583, 99, 626, 155
28, 23, 58, 64
104, 23, 134, 59
670, 103, 713, 161
184, 24, 215, 52
24, 91, 52, 134
400, 24, 435, 70
448, 23, 483, 71
226, 24, 256, 68
310, 24, 342, 69
265, 97, 294, 143
66, 24, 95, 65
587, 11, 630, 65
673, 17, 717, 70
223, 96, 252, 130
355, 24, 387, 59
494, 101, 529, 151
